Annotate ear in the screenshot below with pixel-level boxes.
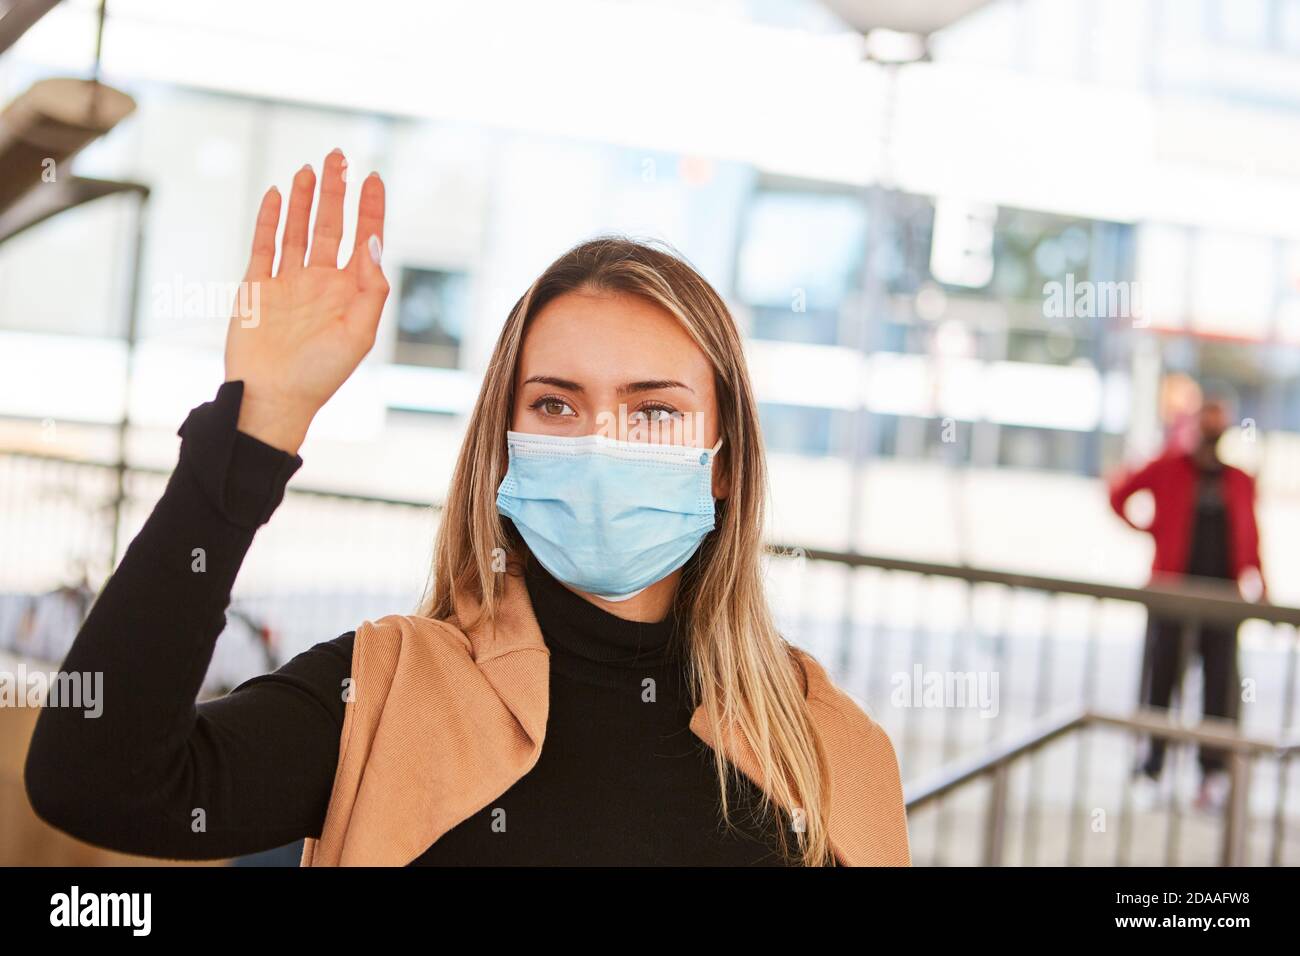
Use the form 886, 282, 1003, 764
711, 448, 731, 500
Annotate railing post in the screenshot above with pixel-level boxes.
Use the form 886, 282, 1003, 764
1221, 749, 1251, 867
1163, 619, 1200, 867
1272, 622, 1298, 867
983, 762, 1010, 867
110, 187, 150, 568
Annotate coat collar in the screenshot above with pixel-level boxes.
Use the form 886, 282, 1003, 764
303, 567, 909, 867
453, 567, 782, 812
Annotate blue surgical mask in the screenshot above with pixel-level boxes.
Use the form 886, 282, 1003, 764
495, 430, 724, 602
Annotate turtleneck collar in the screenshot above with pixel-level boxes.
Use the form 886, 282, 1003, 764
521, 554, 687, 674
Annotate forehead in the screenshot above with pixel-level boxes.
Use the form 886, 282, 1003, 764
517, 290, 713, 385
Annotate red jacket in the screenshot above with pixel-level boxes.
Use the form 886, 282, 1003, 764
1108, 451, 1265, 593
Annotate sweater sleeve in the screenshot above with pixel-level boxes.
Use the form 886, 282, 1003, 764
1237, 471, 1267, 598
23, 380, 357, 861
1108, 457, 1159, 532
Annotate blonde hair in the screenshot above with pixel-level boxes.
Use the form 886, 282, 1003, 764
417, 236, 834, 866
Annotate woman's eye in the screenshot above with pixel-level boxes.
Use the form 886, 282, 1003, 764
533, 397, 575, 417
630, 406, 681, 424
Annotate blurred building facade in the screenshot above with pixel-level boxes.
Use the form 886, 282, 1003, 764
0, 0, 1298, 604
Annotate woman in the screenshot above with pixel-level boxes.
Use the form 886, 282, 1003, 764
24, 149, 909, 867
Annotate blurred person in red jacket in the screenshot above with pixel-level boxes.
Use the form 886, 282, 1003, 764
1108, 390, 1265, 811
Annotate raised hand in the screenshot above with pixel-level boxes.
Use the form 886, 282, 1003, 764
224, 148, 390, 453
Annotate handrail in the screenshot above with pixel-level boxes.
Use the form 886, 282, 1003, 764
1085, 708, 1297, 756
905, 707, 1291, 811
5, 447, 1297, 624
768, 543, 1300, 628
0, 0, 62, 57
904, 709, 1086, 808
904, 707, 1296, 867
0, 448, 445, 511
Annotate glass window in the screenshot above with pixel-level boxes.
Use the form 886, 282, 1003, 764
993, 210, 1101, 302
854, 412, 972, 464
393, 267, 468, 369
996, 424, 1092, 473
758, 402, 834, 456
736, 190, 866, 312
735, 188, 866, 346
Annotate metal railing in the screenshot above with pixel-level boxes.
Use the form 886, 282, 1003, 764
3, 447, 1299, 865
766, 544, 1300, 866
904, 708, 1299, 866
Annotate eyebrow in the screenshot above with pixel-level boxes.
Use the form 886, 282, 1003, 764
521, 375, 695, 395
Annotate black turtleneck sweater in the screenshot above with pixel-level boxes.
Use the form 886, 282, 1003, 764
417, 555, 795, 865
23, 381, 797, 866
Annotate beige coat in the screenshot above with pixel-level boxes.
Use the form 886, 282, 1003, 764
300, 568, 911, 866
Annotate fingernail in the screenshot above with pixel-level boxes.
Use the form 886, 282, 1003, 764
368, 234, 382, 265
300, 163, 313, 175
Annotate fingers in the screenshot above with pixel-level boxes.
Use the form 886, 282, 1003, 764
279, 163, 316, 274
355, 230, 388, 293
349, 214, 390, 344
244, 186, 281, 280
345, 172, 386, 274
354, 231, 389, 298
308, 148, 348, 268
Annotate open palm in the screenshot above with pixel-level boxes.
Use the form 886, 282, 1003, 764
224, 148, 389, 452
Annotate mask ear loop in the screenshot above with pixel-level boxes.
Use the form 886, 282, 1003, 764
701, 436, 724, 473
